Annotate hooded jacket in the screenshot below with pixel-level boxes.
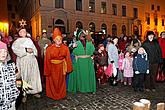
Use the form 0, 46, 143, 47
133, 53, 149, 74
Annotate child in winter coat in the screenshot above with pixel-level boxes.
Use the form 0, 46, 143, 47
94, 44, 108, 84
122, 51, 134, 85
117, 51, 124, 83
133, 47, 149, 92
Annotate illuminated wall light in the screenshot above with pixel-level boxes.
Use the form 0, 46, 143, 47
0, 22, 9, 36
42, 29, 47, 33
4, 23, 8, 27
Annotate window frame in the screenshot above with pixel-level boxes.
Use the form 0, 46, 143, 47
133, 8, 138, 19
55, 0, 64, 8
89, 0, 95, 13
76, 0, 82, 11
101, 2, 107, 14
112, 4, 117, 16
122, 5, 126, 17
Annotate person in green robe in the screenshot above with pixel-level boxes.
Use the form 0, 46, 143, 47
68, 29, 96, 93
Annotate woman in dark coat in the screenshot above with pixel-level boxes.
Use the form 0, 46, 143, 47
142, 31, 162, 92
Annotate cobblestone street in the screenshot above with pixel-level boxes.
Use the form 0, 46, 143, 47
18, 82, 165, 110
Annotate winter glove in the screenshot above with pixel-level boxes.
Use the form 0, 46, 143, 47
135, 71, 140, 74
111, 60, 114, 63
146, 69, 149, 74
22, 80, 33, 92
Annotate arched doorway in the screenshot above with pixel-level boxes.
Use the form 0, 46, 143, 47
133, 25, 139, 36
55, 19, 65, 33
122, 25, 126, 35
112, 24, 117, 37
89, 22, 95, 32
101, 23, 107, 35
76, 21, 83, 29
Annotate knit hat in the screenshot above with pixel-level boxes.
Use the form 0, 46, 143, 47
0, 41, 7, 50
98, 44, 104, 49
138, 47, 148, 61
52, 28, 62, 40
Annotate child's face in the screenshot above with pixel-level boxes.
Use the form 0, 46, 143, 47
138, 48, 144, 54
125, 52, 130, 57
0, 49, 8, 61
54, 36, 62, 46
100, 46, 104, 51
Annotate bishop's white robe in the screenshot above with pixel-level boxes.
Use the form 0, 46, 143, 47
12, 37, 42, 94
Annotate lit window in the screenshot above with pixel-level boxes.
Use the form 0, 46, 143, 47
112, 4, 117, 15
101, 2, 106, 14
89, 0, 95, 12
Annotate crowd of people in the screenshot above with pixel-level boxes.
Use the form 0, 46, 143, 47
0, 27, 165, 110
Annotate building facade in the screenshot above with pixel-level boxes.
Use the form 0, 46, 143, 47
17, 0, 165, 40
7, 0, 20, 35
143, 0, 165, 38
0, 0, 9, 36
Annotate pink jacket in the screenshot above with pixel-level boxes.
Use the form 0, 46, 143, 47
122, 57, 133, 77
118, 54, 124, 70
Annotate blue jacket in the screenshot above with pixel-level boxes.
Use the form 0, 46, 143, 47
133, 54, 149, 74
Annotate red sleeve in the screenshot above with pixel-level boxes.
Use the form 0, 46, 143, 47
65, 47, 73, 73
44, 47, 51, 76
